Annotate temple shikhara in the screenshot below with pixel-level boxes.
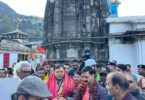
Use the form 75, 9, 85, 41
43, 0, 116, 63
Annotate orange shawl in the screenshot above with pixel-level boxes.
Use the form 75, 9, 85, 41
46, 73, 74, 99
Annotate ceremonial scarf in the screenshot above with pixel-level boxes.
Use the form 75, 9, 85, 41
83, 86, 90, 100
46, 73, 74, 99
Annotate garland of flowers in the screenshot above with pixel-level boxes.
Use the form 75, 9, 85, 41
77, 81, 86, 100
77, 79, 98, 100
92, 79, 98, 100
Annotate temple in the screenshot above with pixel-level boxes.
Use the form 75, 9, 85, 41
43, 0, 111, 63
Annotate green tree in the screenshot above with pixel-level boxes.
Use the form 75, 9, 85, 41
0, 15, 15, 33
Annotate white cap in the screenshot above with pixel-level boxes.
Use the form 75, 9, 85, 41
85, 59, 96, 66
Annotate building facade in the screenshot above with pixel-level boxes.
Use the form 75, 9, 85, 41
107, 16, 145, 73
0, 28, 45, 69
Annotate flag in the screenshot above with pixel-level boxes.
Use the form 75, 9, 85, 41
36, 46, 46, 54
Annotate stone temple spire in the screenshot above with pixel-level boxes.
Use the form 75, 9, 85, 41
43, 0, 110, 63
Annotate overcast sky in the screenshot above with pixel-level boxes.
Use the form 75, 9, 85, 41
0, 0, 145, 17
118, 0, 145, 16
0, 0, 47, 17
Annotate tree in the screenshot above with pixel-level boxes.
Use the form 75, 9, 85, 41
0, 15, 15, 33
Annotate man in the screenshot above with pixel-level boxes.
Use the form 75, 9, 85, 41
106, 72, 136, 100
6, 67, 14, 78
126, 64, 131, 73
15, 61, 31, 80
84, 59, 96, 67
73, 71, 81, 88
83, 59, 101, 81
74, 66, 108, 100
137, 64, 145, 77
63, 63, 71, 73
11, 75, 51, 100
116, 64, 128, 74
46, 64, 74, 100
36, 67, 45, 80
99, 68, 107, 88
69, 59, 80, 78
107, 62, 116, 72
125, 74, 144, 100
0, 68, 6, 78
42, 60, 51, 81
42, 60, 51, 71
95, 63, 104, 81
137, 65, 145, 97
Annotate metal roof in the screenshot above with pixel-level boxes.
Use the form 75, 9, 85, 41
0, 39, 31, 52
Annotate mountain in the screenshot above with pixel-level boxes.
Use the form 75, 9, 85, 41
0, 1, 43, 39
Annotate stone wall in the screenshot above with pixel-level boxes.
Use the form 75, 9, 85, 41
43, 0, 109, 63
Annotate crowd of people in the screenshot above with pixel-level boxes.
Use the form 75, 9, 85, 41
0, 58, 145, 100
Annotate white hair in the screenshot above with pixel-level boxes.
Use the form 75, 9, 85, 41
15, 61, 31, 72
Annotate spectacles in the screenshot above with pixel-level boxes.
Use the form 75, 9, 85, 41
21, 71, 31, 74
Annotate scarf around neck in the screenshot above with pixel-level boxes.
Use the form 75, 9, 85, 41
46, 73, 74, 99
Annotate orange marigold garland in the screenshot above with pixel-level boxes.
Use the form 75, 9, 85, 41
92, 79, 98, 100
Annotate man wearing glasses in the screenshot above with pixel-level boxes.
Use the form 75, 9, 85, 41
14, 61, 31, 80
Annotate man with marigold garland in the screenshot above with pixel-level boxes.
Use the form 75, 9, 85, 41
73, 66, 108, 100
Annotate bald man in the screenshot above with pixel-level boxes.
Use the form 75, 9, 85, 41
106, 72, 136, 100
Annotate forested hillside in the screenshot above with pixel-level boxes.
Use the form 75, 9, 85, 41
0, 1, 43, 38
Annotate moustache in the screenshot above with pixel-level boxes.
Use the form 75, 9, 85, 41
83, 80, 88, 83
